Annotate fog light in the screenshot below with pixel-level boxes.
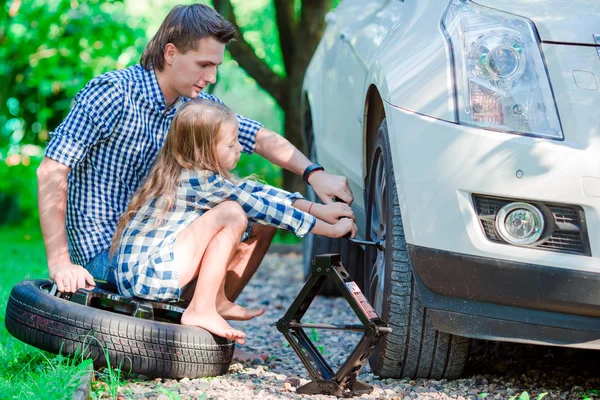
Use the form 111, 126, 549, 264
495, 202, 544, 245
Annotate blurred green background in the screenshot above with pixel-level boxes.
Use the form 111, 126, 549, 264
0, 1, 343, 395
1, 0, 283, 228
0, 0, 341, 253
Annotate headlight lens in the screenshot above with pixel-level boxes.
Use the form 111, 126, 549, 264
442, 0, 563, 139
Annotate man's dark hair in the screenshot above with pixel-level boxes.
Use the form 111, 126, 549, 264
140, 4, 236, 71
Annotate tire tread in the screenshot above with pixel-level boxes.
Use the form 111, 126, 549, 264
5, 280, 233, 378
366, 121, 470, 379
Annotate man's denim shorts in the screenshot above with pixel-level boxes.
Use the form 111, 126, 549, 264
85, 221, 254, 284
85, 250, 117, 284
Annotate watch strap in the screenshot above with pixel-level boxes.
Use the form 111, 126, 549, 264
303, 163, 324, 184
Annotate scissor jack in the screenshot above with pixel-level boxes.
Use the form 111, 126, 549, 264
276, 238, 391, 397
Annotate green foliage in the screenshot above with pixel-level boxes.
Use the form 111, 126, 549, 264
0, 0, 145, 226
580, 389, 599, 400
508, 392, 548, 400
156, 386, 183, 400
0, 0, 145, 149
0, 145, 44, 225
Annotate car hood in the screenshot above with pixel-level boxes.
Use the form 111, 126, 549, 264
471, 0, 600, 45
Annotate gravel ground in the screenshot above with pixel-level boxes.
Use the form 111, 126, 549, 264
112, 251, 600, 400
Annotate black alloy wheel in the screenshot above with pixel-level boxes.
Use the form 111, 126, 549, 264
364, 119, 470, 379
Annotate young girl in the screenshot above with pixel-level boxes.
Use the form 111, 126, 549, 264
111, 99, 357, 344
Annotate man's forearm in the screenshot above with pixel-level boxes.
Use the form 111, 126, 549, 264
254, 127, 353, 204
37, 158, 72, 267
253, 127, 312, 176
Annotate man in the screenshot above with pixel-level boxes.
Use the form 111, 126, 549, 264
37, 4, 354, 298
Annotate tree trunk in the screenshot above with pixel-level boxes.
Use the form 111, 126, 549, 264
282, 105, 304, 196
213, 0, 331, 192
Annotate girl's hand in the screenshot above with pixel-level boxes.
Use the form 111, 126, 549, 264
333, 218, 358, 238
312, 202, 355, 225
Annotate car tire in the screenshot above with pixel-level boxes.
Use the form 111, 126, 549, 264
5, 280, 234, 379
365, 120, 470, 379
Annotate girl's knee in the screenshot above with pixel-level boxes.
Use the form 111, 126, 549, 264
217, 201, 247, 232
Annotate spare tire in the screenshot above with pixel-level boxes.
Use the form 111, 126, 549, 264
5, 280, 234, 379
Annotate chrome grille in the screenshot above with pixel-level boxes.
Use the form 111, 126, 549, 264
474, 197, 507, 217
548, 206, 578, 225
473, 195, 590, 256
538, 232, 585, 254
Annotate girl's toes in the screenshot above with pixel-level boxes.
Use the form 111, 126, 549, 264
224, 330, 236, 340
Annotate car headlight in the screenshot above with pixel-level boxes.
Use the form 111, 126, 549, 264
442, 0, 563, 139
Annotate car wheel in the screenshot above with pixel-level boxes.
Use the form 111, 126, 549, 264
365, 119, 470, 379
5, 280, 234, 379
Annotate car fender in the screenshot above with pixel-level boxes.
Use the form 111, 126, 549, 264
370, 0, 455, 122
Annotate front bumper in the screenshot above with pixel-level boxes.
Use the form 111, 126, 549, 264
383, 102, 600, 271
410, 245, 600, 349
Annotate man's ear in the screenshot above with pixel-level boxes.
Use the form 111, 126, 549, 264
163, 43, 178, 66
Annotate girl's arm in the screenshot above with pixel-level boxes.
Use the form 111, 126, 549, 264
292, 199, 354, 225
197, 174, 315, 237
292, 198, 356, 238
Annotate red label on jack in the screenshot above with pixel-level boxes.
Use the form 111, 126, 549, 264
346, 281, 379, 320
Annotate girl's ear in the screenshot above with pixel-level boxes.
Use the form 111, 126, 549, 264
163, 43, 178, 66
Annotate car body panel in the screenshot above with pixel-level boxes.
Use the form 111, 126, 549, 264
303, 0, 600, 346
472, 0, 600, 45
384, 102, 600, 271
542, 43, 600, 146
305, 0, 387, 227
373, 0, 455, 121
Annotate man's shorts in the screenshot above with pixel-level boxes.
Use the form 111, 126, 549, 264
85, 221, 254, 284
85, 250, 117, 284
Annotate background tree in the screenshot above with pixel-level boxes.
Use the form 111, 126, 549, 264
0, 0, 143, 150
213, 0, 339, 193
0, 0, 144, 224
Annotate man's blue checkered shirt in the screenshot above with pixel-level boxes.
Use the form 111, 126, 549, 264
45, 64, 263, 267
115, 170, 316, 301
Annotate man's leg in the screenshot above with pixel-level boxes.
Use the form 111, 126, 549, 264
180, 223, 277, 303
224, 223, 277, 301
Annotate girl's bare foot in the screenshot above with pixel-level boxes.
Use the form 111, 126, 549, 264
181, 307, 246, 344
217, 300, 265, 321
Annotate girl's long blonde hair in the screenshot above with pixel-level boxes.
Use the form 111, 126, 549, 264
110, 98, 237, 256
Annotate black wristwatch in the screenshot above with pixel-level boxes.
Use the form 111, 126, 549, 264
303, 163, 324, 185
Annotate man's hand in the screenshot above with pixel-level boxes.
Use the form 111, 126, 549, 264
311, 202, 355, 225
308, 170, 354, 205
49, 262, 95, 293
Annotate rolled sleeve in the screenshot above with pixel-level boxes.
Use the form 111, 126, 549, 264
44, 131, 90, 169
291, 208, 317, 237
196, 173, 316, 237
45, 81, 124, 168
236, 116, 261, 154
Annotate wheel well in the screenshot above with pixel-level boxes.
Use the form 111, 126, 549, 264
301, 92, 312, 154
364, 85, 385, 182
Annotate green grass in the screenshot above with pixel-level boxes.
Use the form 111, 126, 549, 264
0, 221, 298, 398
0, 224, 96, 399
